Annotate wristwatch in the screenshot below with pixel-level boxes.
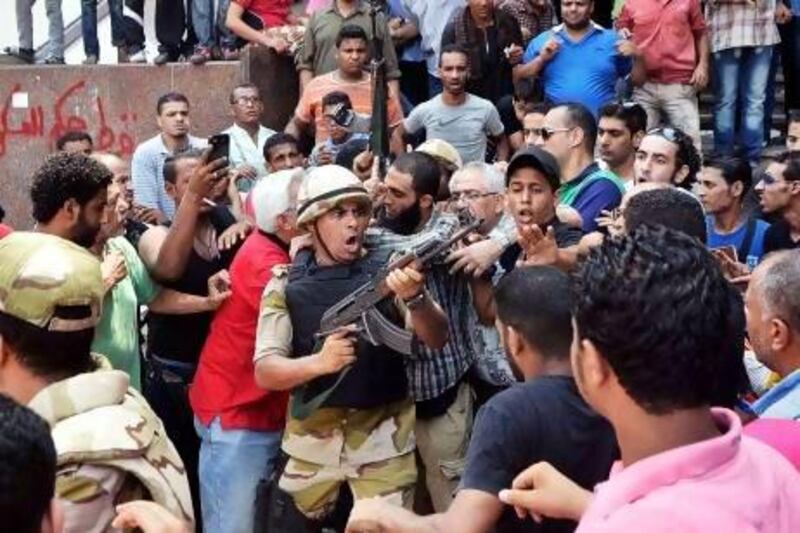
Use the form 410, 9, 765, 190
404, 291, 428, 311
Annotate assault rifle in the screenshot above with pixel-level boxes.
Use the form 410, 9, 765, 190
291, 216, 482, 420
316, 217, 483, 354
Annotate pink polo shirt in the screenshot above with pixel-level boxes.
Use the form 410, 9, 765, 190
578, 408, 800, 532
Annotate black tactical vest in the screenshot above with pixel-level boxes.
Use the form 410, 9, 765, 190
285, 249, 409, 409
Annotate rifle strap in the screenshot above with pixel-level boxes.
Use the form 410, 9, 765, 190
289, 367, 352, 421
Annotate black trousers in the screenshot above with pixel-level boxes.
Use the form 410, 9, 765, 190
155, 0, 197, 55
120, 0, 145, 49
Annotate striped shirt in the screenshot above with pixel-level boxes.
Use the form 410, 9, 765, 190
131, 134, 207, 220
365, 211, 476, 401
705, 0, 781, 53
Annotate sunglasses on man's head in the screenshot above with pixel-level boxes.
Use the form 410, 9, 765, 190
648, 127, 687, 144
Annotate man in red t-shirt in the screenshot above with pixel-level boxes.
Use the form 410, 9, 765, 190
190, 168, 302, 533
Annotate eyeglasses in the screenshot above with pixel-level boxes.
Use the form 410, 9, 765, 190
539, 127, 572, 141
450, 190, 497, 202
234, 96, 261, 106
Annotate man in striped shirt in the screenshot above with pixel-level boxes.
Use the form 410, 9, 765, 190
131, 92, 207, 224
706, 0, 781, 163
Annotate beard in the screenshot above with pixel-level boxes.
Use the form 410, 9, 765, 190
377, 202, 422, 235
72, 216, 101, 249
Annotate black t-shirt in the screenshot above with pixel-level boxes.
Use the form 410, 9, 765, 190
498, 95, 522, 136
763, 219, 800, 255
460, 375, 618, 533
499, 218, 583, 274
147, 206, 236, 364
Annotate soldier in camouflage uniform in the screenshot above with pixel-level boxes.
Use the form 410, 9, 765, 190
253, 165, 451, 525
0, 232, 194, 532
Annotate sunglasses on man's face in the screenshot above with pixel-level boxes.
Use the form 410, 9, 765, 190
758, 171, 781, 186
539, 127, 572, 141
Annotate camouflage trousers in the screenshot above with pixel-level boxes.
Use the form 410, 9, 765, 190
279, 452, 417, 519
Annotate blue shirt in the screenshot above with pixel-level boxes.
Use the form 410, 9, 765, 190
523, 23, 631, 116
752, 368, 800, 420
706, 216, 770, 268
561, 163, 624, 233
131, 134, 207, 219
388, 0, 425, 62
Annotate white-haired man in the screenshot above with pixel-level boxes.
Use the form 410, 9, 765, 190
449, 162, 517, 393
189, 169, 304, 533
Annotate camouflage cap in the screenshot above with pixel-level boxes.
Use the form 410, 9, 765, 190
296, 165, 371, 228
0, 232, 103, 332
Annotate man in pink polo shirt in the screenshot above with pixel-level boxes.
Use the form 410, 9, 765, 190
616, 0, 709, 150
496, 225, 800, 532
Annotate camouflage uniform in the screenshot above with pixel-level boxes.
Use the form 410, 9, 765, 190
255, 267, 417, 519
0, 232, 194, 531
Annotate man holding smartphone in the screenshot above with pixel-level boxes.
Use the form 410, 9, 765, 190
309, 91, 370, 167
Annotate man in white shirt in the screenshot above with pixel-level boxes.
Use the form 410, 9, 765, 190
402, 0, 466, 97
223, 84, 276, 192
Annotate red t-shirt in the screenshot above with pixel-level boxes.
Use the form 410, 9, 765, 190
190, 231, 289, 431
234, 0, 292, 28
0, 224, 13, 239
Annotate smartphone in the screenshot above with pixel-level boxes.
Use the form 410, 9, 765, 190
712, 245, 738, 264
208, 134, 230, 163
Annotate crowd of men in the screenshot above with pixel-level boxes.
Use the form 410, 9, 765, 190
2, 0, 800, 533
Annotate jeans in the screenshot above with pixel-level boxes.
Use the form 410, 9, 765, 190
713, 46, 774, 163
764, 43, 781, 139
16, 0, 64, 58
81, 0, 124, 57
195, 417, 282, 533
217, 0, 237, 50
192, 0, 215, 47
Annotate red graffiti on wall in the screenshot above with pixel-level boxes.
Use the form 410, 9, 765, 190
0, 81, 138, 158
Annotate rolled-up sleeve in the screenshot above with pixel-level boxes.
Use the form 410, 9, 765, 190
254, 270, 294, 362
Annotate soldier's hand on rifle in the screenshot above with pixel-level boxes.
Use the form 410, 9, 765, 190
316, 328, 357, 375
386, 265, 425, 302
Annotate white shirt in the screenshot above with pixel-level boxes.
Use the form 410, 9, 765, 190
223, 123, 277, 178
403, 0, 466, 76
